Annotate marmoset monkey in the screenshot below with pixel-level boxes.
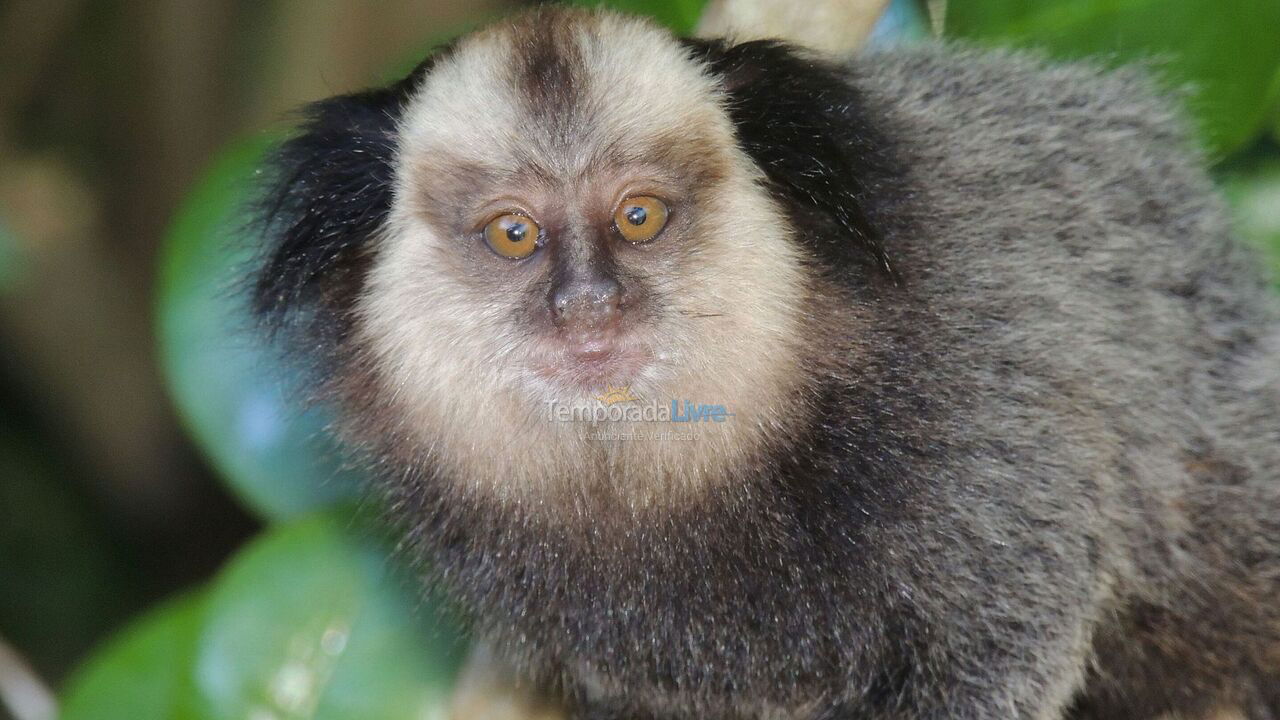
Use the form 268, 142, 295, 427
250, 7, 1280, 719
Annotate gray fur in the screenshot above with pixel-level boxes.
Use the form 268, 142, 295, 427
837, 45, 1280, 718
252, 14, 1280, 719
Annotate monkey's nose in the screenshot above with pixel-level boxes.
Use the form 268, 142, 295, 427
549, 278, 623, 330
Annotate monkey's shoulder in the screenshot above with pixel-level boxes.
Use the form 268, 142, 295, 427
850, 44, 1193, 155
841, 44, 1243, 292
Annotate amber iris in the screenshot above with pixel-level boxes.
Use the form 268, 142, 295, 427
614, 196, 668, 244
484, 214, 541, 259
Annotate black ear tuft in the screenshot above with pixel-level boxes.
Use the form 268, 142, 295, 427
251, 54, 440, 344
682, 38, 900, 285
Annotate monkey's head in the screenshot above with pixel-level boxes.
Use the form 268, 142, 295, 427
254, 8, 893, 510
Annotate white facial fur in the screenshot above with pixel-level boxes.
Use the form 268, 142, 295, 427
352, 9, 817, 510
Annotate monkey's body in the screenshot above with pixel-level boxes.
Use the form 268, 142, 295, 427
253, 10, 1280, 719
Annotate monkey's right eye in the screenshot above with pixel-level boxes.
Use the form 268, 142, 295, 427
484, 214, 541, 260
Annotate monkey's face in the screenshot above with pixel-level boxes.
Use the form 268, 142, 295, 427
349, 11, 816, 501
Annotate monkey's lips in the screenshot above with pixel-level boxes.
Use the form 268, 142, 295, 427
532, 342, 650, 390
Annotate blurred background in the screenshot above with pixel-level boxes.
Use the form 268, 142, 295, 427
0, 0, 514, 704
0, 1, 1277, 718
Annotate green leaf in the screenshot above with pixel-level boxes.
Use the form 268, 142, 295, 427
1271, 66, 1280, 142
156, 138, 363, 520
60, 593, 207, 720
1221, 152, 1280, 288
191, 512, 466, 720
944, 0, 1280, 157
943, 0, 1043, 35
566, 0, 708, 33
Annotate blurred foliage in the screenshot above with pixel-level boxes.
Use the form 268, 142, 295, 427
192, 512, 463, 720
157, 137, 364, 521
568, 0, 708, 32
0, 218, 17, 292
1274, 68, 1280, 141
868, 0, 932, 46
1222, 151, 1280, 285
62, 512, 464, 720
945, 0, 1280, 157
55, 0, 1280, 718
0, 408, 138, 681
60, 594, 206, 720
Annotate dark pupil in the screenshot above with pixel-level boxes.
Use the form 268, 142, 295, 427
624, 206, 648, 226
505, 222, 528, 244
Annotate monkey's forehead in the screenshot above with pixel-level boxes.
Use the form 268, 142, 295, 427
395, 8, 733, 178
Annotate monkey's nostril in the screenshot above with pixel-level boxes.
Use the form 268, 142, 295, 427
549, 279, 623, 328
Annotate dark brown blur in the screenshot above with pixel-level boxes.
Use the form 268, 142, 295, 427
0, 0, 512, 686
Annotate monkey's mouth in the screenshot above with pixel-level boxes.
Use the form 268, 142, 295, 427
532, 342, 651, 391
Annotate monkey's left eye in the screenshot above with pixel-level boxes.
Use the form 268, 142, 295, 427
484, 214, 542, 259
613, 196, 668, 244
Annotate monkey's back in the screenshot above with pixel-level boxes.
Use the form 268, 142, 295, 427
851, 46, 1280, 715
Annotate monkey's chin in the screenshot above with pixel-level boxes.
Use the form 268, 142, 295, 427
531, 346, 651, 394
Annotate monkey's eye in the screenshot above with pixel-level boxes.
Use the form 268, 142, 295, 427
484, 214, 541, 259
613, 196, 668, 244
